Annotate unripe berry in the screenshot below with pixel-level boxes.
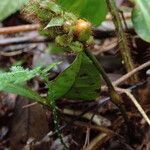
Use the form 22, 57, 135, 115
75, 19, 93, 43
75, 19, 92, 35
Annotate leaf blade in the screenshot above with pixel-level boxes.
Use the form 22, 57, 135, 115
57, 0, 108, 26
0, 0, 28, 21
48, 53, 82, 101
132, 0, 150, 42
45, 17, 64, 29
0, 83, 45, 103
65, 52, 101, 100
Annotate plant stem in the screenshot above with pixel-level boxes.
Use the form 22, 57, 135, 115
85, 49, 113, 91
106, 0, 138, 83
84, 48, 129, 129
41, 74, 68, 149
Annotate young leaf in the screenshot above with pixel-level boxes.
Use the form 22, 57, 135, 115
0, 66, 41, 84
0, 63, 59, 85
132, 0, 150, 42
65, 52, 101, 100
45, 17, 64, 29
41, 0, 62, 14
0, 63, 59, 104
42, 62, 61, 74
0, 83, 46, 104
57, 0, 108, 26
0, 0, 28, 21
48, 53, 82, 101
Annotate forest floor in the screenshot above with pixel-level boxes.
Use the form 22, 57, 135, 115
0, 1, 150, 150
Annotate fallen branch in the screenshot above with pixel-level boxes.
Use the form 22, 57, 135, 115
73, 120, 114, 135
101, 61, 150, 91
116, 87, 150, 126
0, 24, 40, 34
0, 36, 50, 46
61, 108, 111, 127
114, 61, 150, 86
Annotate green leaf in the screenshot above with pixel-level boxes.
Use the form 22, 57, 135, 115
0, 83, 45, 103
0, 63, 59, 103
65, 52, 101, 100
45, 17, 64, 29
48, 53, 82, 101
42, 62, 61, 74
0, 66, 40, 84
57, 0, 108, 26
0, 63, 58, 85
0, 0, 28, 21
132, 0, 150, 42
41, 0, 62, 14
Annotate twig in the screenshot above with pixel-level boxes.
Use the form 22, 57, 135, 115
61, 108, 111, 127
72, 120, 126, 141
86, 131, 134, 150
0, 42, 39, 56
85, 133, 108, 150
22, 102, 38, 109
101, 61, 150, 91
116, 87, 150, 126
73, 120, 114, 135
0, 36, 50, 46
83, 128, 90, 149
114, 61, 150, 86
0, 24, 40, 34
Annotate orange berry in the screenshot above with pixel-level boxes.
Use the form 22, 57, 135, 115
75, 19, 92, 34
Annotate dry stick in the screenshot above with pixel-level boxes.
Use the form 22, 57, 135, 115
114, 61, 150, 86
0, 24, 40, 34
83, 128, 90, 149
22, 102, 38, 109
66, 118, 126, 141
61, 108, 111, 127
0, 36, 50, 46
106, 0, 138, 82
73, 121, 115, 136
102, 61, 150, 91
116, 87, 150, 126
85, 133, 109, 150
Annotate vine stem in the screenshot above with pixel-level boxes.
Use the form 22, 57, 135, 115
84, 48, 131, 135
106, 0, 138, 83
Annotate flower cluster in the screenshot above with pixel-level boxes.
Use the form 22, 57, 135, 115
25, 0, 94, 53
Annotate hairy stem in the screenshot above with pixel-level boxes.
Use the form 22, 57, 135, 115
106, 0, 138, 82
